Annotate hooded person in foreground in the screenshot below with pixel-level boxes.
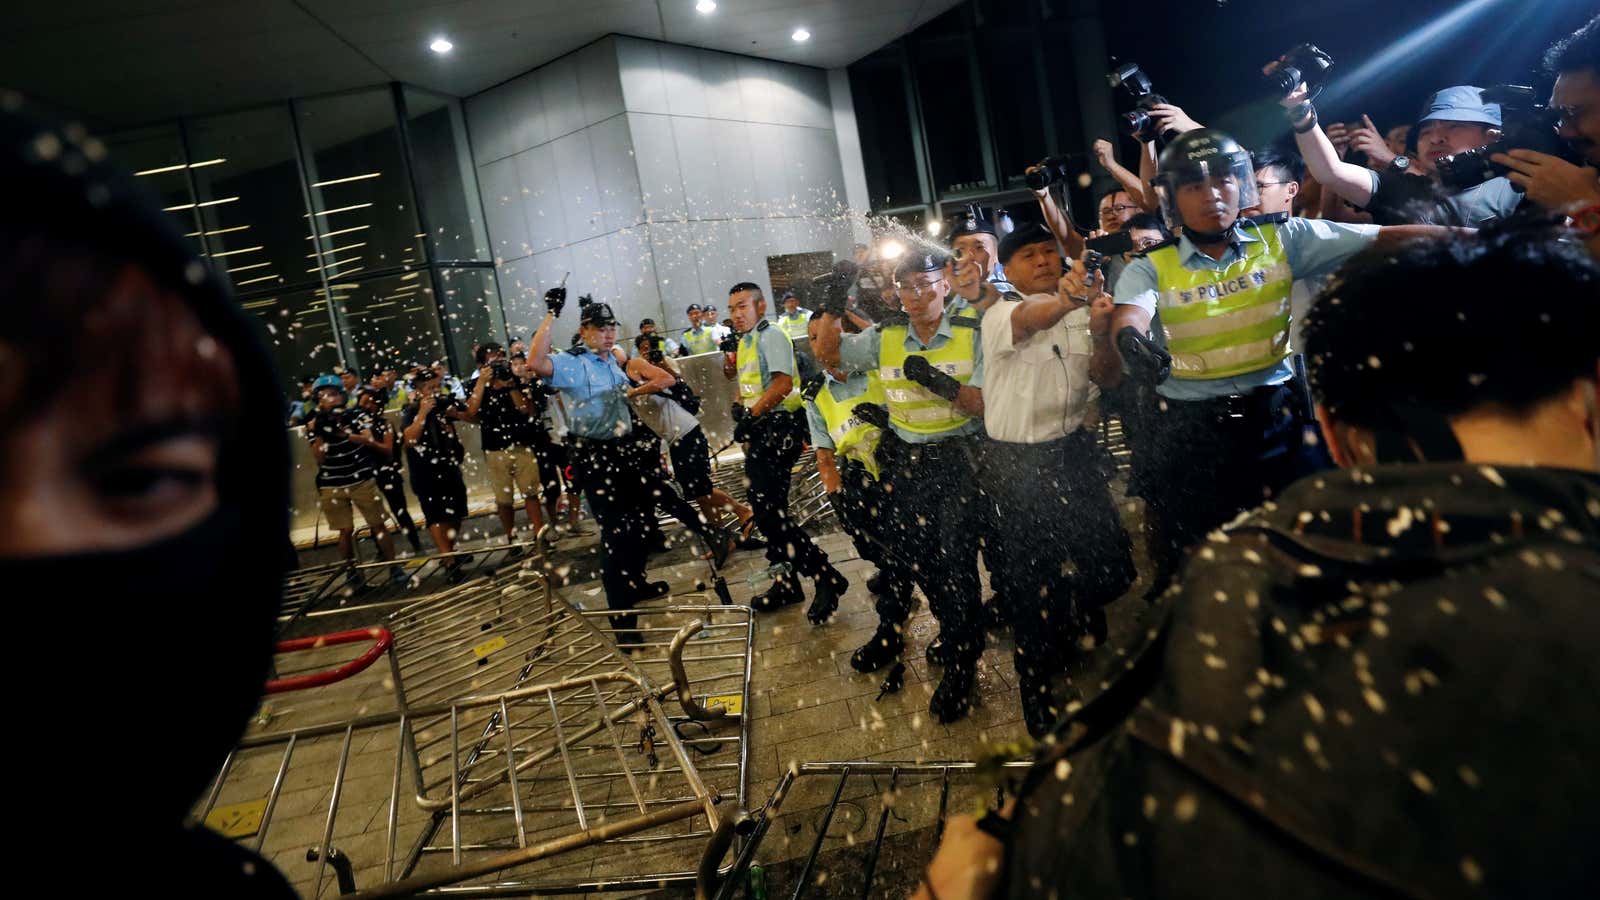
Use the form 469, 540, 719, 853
915, 227, 1600, 899
0, 106, 294, 895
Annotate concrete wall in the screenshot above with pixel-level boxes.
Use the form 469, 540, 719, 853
467, 36, 855, 346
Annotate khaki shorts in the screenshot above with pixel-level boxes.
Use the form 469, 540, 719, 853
319, 479, 390, 532
487, 447, 541, 506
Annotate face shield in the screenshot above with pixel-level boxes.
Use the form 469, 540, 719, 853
1153, 152, 1260, 235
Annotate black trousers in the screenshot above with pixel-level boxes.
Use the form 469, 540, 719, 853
744, 410, 831, 579
532, 433, 567, 508
567, 435, 656, 612
880, 435, 983, 660
833, 461, 915, 623
982, 431, 1137, 687
1142, 380, 1318, 574
374, 465, 417, 535
625, 430, 715, 549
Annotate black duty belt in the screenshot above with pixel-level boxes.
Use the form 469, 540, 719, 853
1168, 381, 1293, 420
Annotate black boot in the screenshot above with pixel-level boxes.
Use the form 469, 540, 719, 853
925, 630, 984, 667
751, 576, 804, 612
850, 622, 904, 673
866, 569, 888, 596
983, 592, 1011, 631
1019, 677, 1061, 739
929, 655, 978, 723
806, 570, 848, 625
406, 530, 423, 553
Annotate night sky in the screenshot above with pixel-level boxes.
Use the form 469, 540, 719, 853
1094, 0, 1596, 152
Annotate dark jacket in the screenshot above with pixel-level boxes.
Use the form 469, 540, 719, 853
1006, 463, 1600, 899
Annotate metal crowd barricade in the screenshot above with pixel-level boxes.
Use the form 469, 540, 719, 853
704, 447, 834, 532
198, 568, 755, 897
698, 760, 1034, 900
276, 539, 544, 635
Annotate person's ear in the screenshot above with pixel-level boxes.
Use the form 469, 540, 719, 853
1285, 180, 1301, 200
1315, 404, 1372, 468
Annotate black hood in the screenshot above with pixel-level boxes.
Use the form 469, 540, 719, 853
0, 108, 291, 839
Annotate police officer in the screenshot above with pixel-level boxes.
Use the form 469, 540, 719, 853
944, 203, 1019, 628
679, 304, 721, 356
1095, 128, 1456, 597
723, 282, 849, 619
821, 251, 987, 723
970, 222, 1137, 737
776, 291, 812, 340
801, 311, 916, 673
527, 289, 673, 645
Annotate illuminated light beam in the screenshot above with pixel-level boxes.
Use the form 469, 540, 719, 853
185, 224, 250, 238
206, 245, 264, 258
306, 256, 363, 273
306, 242, 367, 258
306, 225, 370, 240
234, 274, 279, 286
225, 261, 271, 274
1320, 0, 1509, 110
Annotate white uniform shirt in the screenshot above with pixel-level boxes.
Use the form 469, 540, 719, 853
979, 294, 1097, 444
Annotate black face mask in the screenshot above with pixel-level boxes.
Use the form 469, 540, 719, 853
5, 503, 278, 826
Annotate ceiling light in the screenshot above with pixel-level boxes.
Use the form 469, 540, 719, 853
429, 37, 453, 54
696, 0, 716, 12
234, 274, 278, 287
791, 28, 810, 42
311, 172, 381, 188
927, 221, 942, 235
135, 158, 225, 177
163, 196, 238, 212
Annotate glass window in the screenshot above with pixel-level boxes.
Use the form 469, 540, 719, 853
186, 105, 317, 296
849, 52, 923, 209
104, 124, 205, 256
437, 267, 505, 374
403, 88, 491, 264
297, 89, 425, 282
982, 31, 1049, 190
913, 17, 990, 195
240, 286, 343, 396
332, 272, 447, 374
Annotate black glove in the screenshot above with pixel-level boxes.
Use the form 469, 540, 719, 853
853, 401, 889, 429
799, 372, 826, 401
718, 332, 740, 354
544, 285, 568, 317
730, 403, 754, 443
903, 354, 962, 402
1116, 326, 1172, 385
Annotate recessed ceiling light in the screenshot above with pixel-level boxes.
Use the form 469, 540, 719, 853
696, 0, 716, 13
791, 28, 811, 42
429, 37, 454, 54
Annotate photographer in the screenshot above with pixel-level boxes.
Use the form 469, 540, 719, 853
353, 384, 422, 553
464, 342, 546, 551
972, 222, 1136, 737
401, 368, 470, 567
944, 204, 1016, 302
722, 281, 849, 619
821, 252, 987, 723
305, 376, 404, 571
1096, 128, 1461, 600
1492, 14, 1600, 252
936, 229, 1600, 900
635, 318, 679, 358
1280, 73, 1522, 225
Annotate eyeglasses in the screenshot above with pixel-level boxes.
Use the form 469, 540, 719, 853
897, 279, 943, 296
1104, 204, 1142, 214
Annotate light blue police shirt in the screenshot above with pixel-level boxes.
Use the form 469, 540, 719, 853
1114, 217, 1379, 401
547, 349, 633, 439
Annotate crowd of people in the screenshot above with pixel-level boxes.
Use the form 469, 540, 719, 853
4, 9, 1596, 897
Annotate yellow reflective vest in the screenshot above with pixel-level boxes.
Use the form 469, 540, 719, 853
1147, 222, 1294, 381
877, 319, 978, 437
811, 373, 886, 480
736, 322, 803, 412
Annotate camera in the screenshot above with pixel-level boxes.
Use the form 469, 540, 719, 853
308, 407, 350, 442
1085, 231, 1135, 257
1024, 156, 1073, 191
488, 359, 515, 382
1107, 62, 1172, 143
1434, 85, 1569, 191
636, 333, 666, 364
1264, 44, 1334, 99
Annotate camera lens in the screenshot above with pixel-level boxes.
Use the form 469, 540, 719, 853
1025, 168, 1054, 191
1122, 109, 1150, 140
1264, 64, 1302, 99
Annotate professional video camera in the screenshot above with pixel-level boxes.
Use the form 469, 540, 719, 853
1263, 43, 1334, 99
1435, 85, 1570, 191
1107, 62, 1175, 143
1025, 155, 1073, 191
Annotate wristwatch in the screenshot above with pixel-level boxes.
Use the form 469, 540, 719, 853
1388, 155, 1412, 174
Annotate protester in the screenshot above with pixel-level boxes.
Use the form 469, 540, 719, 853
401, 368, 471, 571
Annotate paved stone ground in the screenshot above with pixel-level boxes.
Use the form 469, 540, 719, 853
243, 474, 1158, 898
